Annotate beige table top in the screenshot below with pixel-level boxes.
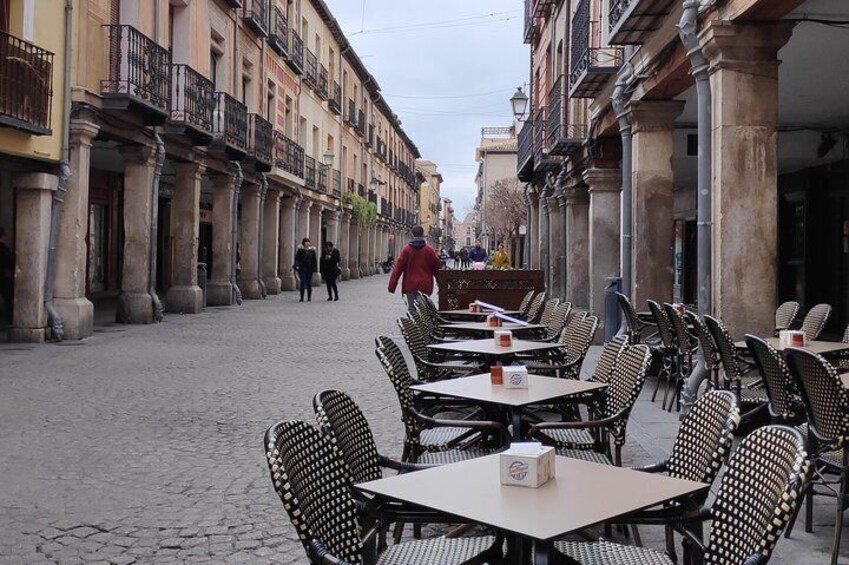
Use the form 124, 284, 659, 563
358, 454, 707, 541
735, 337, 849, 356
427, 338, 561, 356
411, 374, 607, 407
442, 322, 545, 333
439, 309, 523, 317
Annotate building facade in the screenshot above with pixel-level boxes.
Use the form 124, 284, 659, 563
2, 0, 423, 343
438, 196, 455, 253
416, 158, 442, 248
520, 0, 849, 338
475, 125, 522, 262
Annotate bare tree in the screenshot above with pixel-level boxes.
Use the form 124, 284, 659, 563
482, 178, 526, 264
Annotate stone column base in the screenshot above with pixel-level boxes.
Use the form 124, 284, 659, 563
54, 297, 94, 340
116, 292, 153, 324
240, 279, 263, 300
264, 276, 282, 295
9, 327, 46, 342
341, 268, 350, 281
350, 267, 360, 280
207, 282, 235, 306
165, 285, 203, 314
280, 274, 297, 292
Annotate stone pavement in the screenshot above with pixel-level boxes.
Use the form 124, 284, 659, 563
0, 275, 836, 563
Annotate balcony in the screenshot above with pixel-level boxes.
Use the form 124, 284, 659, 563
247, 114, 273, 171
332, 169, 341, 197
286, 30, 303, 75
518, 121, 534, 181
368, 192, 377, 204
609, 0, 677, 45
317, 65, 328, 100
0, 31, 54, 135
346, 177, 355, 194
570, 0, 623, 98
533, 0, 554, 18
317, 163, 328, 193
304, 155, 316, 190
366, 124, 374, 148
357, 183, 365, 197
533, 108, 560, 173
275, 133, 304, 178
346, 99, 357, 127
101, 25, 171, 125
304, 48, 318, 91
329, 81, 341, 114
356, 110, 365, 137
268, 8, 288, 57
169, 64, 214, 145
523, 0, 540, 44
546, 75, 586, 156
211, 92, 247, 159
222, 0, 242, 7
241, 0, 268, 37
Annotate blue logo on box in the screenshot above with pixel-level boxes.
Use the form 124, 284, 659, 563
509, 460, 529, 480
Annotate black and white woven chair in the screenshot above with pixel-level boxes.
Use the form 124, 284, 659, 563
704, 315, 767, 414
523, 314, 599, 380
686, 312, 721, 392
647, 300, 679, 406
554, 425, 809, 565
517, 290, 536, 318
800, 303, 832, 341
535, 301, 572, 342
525, 292, 547, 323
375, 336, 509, 464
264, 420, 504, 565
745, 335, 805, 425
616, 291, 657, 345
775, 301, 800, 334
529, 344, 651, 466
396, 317, 480, 381
662, 303, 698, 412
786, 347, 849, 565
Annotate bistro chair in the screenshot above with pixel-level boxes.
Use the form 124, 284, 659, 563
616, 292, 658, 345
396, 317, 480, 381
745, 335, 805, 425
662, 303, 698, 412
554, 425, 809, 565
647, 300, 679, 406
529, 343, 651, 467
537, 298, 561, 329
686, 312, 721, 392
785, 347, 849, 565
375, 336, 509, 464
800, 303, 832, 341
522, 314, 599, 380
517, 290, 536, 318
264, 420, 504, 565
704, 315, 768, 415
533, 301, 572, 342
524, 292, 547, 323
775, 301, 800, 334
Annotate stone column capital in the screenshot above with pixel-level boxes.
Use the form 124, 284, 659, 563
280, 195, 298, 210
241, 183, 261, 198
700, 20, 794, 77
69, 119, 100, 146
266, 188, 282, 203
13, 172, 58, 192
583, 168, 622, 194
325, 210, 339, 225
562, 185, 590, 207
174, 160, 207, 181
341, 210, 352, 223
625, 100, 685, 134
119, 143, 157, 165
296, 198, 311, 212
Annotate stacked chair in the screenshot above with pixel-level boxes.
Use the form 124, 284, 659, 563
775, 301, 800, 334
523, 314, 599, 380
704, 315, 768, 416
396, 317, 480, 381
661, 303, 699, 412
800, 303, 832, 341
647, 300, 680, 408
616, 292, 658, 344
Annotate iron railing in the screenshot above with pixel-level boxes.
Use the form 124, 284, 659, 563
356, 109, 365, 137
518, 119, 534, 172
102, 25, 170, 117
304, 47, 318, 90
275, 132, 304, 177
317, 65, 328, 99
242, 0, 269, 36
0, 30, 54, 134
287, 29, 303, 75
332, 169, 341, 197
571, 0, 591, 80
532, 107, 546, 159
546, 75, 563, 150
329, 81, 341, 114
304, 155, 316, 189
523, 0, 540, 44
357, 183, 365, 197
268, 8, 288, 56
346, 99, 357, 126
609, 0, 633, 34
317, 162, 328, 193
170, 64, 214, 135
247, 113, 273, 168
212, 91, 248, 152
366, 124, 374, 147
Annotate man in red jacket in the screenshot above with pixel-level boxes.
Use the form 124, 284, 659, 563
388, 225, 441, 311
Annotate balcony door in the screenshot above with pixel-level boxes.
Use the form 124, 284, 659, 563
0, 0, 9, 33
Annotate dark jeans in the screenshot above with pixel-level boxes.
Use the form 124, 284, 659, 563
0, 276, 12, 323
298, 270, 313, 300
325, 276, 339, 300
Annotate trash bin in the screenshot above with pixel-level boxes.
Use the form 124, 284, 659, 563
604, 277, 622, 343
197, 262, 208, 308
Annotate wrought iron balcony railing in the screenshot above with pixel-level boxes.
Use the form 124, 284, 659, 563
609, 0, 676, 45
317, 162, 328, 193
286, 30, 303, 75
366, 124, 374, 147
275, 132, 304, 178
0, 31, 54, 135
242, 0, 269, 37
356, 110, 365, 137
368, 192, 377, 204
268, 8, 288, 56
317, 65, 328, 100
381, 199, 391, 217
212, 91, 248, 157
304, 155, 316, 190
332, 169, 341, 197
346, 99, 357, 127
357, 183, 365, 197
517, 118, 534, 181
329, 81, 341, 114
532, 107, 561, 173
247, 113, 273, 171
304, 48, 318, 90
570, 0, 623, 98
523, 0, 540, 44
546, 75, 585, 155
170, 64, 214, 144
102, 25, 171, 124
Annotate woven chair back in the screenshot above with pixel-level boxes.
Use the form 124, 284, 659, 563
647, 300, 675, 349
704, 315, 744, 385
561, 314, 600, 368
526, 292, 547, 323
687, 312, 717, 373
775, 301, 799, 332
663, 303, 693, 354
314, 390, 383, 484
616, 292, 642, 342
589, 335, 629, 384
801, 303, 832, 341
786, 347, 849, 442
746, 335, 801, 421
518, 290, 535, 316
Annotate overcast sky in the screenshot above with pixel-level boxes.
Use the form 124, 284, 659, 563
324, 0, 526, 217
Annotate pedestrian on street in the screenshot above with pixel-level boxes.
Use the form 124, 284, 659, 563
469, 240, 488, 268
492, 243, 510, 269
0, 227, 13, 324
320, 241, 341, 301
293, 238, 318, 302
388, 225, 441, 311
459, 247, 469, 270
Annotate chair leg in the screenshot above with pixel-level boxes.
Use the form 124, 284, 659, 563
785, 487, 803, 538
831, 467, 849, 565
665, 525, 678, 563
805, 478, 814, 533
393, 522, 404, 544
651, 362, 666, 403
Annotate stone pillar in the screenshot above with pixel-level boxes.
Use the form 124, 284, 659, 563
367, 224, 376, 275
278, 196, 298, 291
339, 211, 351, 280
627, 100, 684, 306
563, 184, 590, 310
208, 172, 238, 305
9, 173, 56, 342
548, 193, 563, 299
239, 184, 263, 299
309, 203, 322, 286
527, 187, 539, 269
165, 160, 206, 313
358, 222, 369, 278
54, 118, 99, 340
326, 210, 339, 256
585, 168, 622, 333
539, 185, 551, 291
263, 189, 282, 294
117, 145, 156, 324
349, 220, 361, 279
702, 21, 793, 337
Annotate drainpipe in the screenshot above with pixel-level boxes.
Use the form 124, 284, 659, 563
44, 0, 75, 341
257, 173, 268, 298
148, 133, 165, 322
610, 62, 634, 299
677, 0, 712, 315
231, 161, 243, 305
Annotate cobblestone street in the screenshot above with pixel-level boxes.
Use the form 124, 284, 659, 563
0, 275, 835, 564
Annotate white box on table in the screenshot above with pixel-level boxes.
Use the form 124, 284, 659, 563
779, 330, 806, 348
499, 442, 555, 488
503, 366, 529, 389
494, 330, 513, 348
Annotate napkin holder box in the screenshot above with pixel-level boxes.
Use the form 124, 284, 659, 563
500, 444, 555, 488
469, 303, 479, 313
779, 330, 806, 348
494, 330, 513, 348
503, 366, 529, 389
486, 314, 502, 328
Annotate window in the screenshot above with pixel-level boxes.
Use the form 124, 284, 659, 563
242, 60, 254, 111
284, 96, 293, 137
312, 126, 320, 158
210, 51, 220, 89
266, 80, 275, 123
299, 117, 307, 147
210, 32, 225, 90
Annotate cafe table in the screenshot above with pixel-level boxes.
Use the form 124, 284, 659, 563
438, 308, 523, 321
358, 453, 707, 564
427, 338, 562, 371
734, 336, 849, 356
412, 373, 606, 440
441, 321, 546, 337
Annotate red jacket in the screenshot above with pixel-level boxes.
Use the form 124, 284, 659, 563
388, 239, 441, 295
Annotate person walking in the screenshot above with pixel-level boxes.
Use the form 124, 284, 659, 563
492, 242, 510, 269
459, 247, 469, 270
388, 225, 441, 311
469, 240, 488, 268
293, 238, 317, 302
320, 241, 341, 301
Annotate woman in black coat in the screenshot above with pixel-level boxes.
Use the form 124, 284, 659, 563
319, 241, 341, 301
293, 238, 318, 302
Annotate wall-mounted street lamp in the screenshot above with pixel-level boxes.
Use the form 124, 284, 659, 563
510, 86, 529, 121
370, 175, 386, 192
322, 150, 335, 167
